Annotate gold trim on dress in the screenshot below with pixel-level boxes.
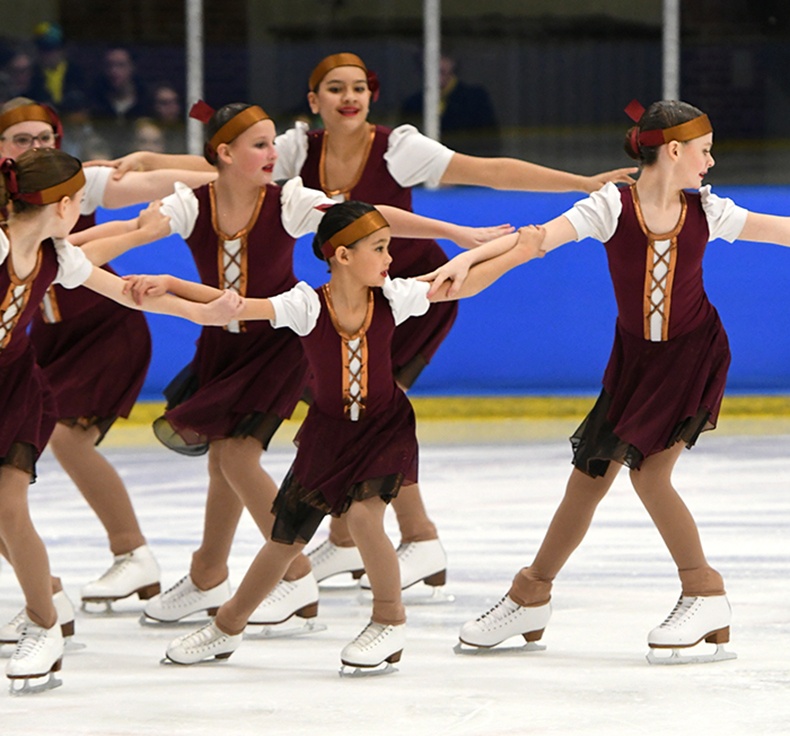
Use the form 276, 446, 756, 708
322, 283, 374, 420
209, 183, 266, 332
39, 286, 62, 324
1, 235, 43, 349
631, 185, 687, 341
319, 124, 376, 199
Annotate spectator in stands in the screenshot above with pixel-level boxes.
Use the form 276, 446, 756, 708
29, 22, 87, 115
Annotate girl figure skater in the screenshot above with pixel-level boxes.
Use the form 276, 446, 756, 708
0, 99, 217, 647
276, 52, 640, 592
426, 99, 790, 664
132, 101, 508, 629
122, 200, 544, 671
0, 147, 239, 693
92, 53, 636, 593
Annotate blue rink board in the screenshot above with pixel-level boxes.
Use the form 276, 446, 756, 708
100, 185, 790, 399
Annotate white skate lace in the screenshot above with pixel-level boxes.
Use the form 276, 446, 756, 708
2, 608, 26, 635
396, 543, 416, 560
475, 596, 518, 625
309, 540, 347, 564
160, 575, 196, 601
12, 625, 49, 662
349, 622, 390, 651
94, 553, 133, 584
657, 596, 698, 629
259, 579, 295, 605
178, 622, 227, 652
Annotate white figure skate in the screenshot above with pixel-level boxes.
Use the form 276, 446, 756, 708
646, 594, 737, 665
359, 539, 453, 604
81, 544, 161, 613
164, 621, 242, 665
455, 595, 551, 654
245, 573, 326, 639
6, 619, 64, 695
339, 621, 405, 677
0, 591, 75, 649
307, 540, 365, 585
142, 574, 230, 624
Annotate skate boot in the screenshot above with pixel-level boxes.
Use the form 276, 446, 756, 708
142, 574, 231, 624
246, 573, 325, 638
456, 595, 551, 653
359, 539, 450, 601
646, 594, 736, 665
0, 591, 75, 647
6, 619, 64, 695
339, 621, 405, 676
81, 544, 161, 612
307, 540, 365, 584
164, 621, 242, 665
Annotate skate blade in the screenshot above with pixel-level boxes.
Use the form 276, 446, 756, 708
8, 671, 63, 695
646, 643, 737, 665
338, 662, 398, 678
244, 619, 327, 640
356, 585, 455, 606
64, 638, 87, 652
138, 613, 215, 628
159, 652, 234, 666
453, 640, 546, 655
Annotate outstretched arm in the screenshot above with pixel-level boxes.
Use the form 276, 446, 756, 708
76, 202, 171, 266
377, 204, 513, 250
739, 211, 790, 248
86, 151, 214, 180
439, 152, 636, 194
83, 267, 242, 325
101, 168, 216, 209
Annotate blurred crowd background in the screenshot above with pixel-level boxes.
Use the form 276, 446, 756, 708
2, 1, 790, 182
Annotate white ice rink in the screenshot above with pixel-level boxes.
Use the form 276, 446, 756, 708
2, 417, 789, 735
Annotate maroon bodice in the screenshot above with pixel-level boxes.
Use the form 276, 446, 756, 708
301, 286, 397, 420
605, 186, 713, 341
1, 238, 60, 364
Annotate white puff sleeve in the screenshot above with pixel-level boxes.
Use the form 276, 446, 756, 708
273, 122, 309, 181
700, 185, 748, 242
563, 182, 622, 243
160, 182, 200, 239
53, 239, 94, 288
384, 124, 455, 189
269, 281, 322, 336
382, 276, 431, 326
280, 177, 336, 238
81, 166, 113, 216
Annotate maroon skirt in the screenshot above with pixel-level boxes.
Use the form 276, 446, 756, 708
0, 342, 58, 479
30, 300, 152, 444
571, 308, 731, 477
154, 323, 308, 455
271, 390, 419, 544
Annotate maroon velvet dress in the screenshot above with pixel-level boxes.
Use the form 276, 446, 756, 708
29, 212, 152, 443
153, 183, 308, 455
571, 186, 731, 477
299, 125, 457, 387
1, 234, 62, 478
272, 286, 419, 545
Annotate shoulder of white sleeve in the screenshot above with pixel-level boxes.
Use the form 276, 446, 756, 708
53, 238, 94, 288
280, 176, 334, 238
384, 124, 455, 189
269, 280, 321, 336
381, 276, 431, 326
160, 181, 199, 238
699, 185, 748, 242
81, 166, 113, 215
273, 122, 309, 181
563, 182, 622, 243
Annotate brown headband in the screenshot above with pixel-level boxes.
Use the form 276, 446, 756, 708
321, 210, 389, 260
0, 104, 53, 136
309, 53, 368, 91
208, 105, 270, 152
625, 100, 712, 147
16, 168, 86, 205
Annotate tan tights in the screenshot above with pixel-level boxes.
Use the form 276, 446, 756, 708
216, 495, 405, 635
0, 465, 57, 628
327, 482, 437, 547
509, 442, 724, 607
189, 437, 310, 592
50, 422, 147, 555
